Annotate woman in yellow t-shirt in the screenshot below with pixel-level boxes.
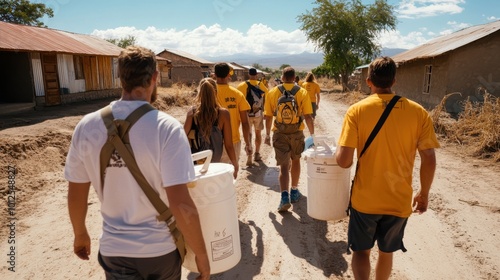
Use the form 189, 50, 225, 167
301, 72, 321, 118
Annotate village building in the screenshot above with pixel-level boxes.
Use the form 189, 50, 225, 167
157, 49, 214, 86
357, 20, 500, 113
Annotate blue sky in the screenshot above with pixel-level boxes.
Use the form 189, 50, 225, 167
39, 0, 499, 57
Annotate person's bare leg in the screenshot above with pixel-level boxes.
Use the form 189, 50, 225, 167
254, 129, 262, 156
290, 158, 301, 187
375, 250, 393, 280
352, 250, 371, 280
279, 161, 290, 192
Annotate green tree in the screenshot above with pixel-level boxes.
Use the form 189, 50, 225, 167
0, 0, 53, 27
279, 64, 291, 70
106, 35, 137, 48
298, 0, 396, 91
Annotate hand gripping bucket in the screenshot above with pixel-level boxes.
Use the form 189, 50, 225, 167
302, 136, 351, 221
183, 150, 241, 274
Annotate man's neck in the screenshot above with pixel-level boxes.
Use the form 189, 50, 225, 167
121, 88, 150, 101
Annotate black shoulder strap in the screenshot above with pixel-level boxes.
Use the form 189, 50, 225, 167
346, 95, 401, 220
359, 95, 401, 158
289, 85, 300, 96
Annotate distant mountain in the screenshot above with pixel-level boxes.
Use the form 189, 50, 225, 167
200, 52, 324, 71
199, 48, 407, 71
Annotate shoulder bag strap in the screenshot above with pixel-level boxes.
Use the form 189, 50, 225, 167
99, 104, 186, 261
347, 95, 402, 216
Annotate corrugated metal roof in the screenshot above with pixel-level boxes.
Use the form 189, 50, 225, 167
159, 49, 214, 65
0, 21, 123, 56
392, 20, 500, 64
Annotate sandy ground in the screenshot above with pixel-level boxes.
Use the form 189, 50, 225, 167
0, 89, 499, 280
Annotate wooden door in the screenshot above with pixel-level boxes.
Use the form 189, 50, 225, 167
42, 53, 61, 106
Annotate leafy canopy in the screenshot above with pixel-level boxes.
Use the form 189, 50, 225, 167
106, 35, 137, 48
0, 0, 53, 27
298, 0, 396, 90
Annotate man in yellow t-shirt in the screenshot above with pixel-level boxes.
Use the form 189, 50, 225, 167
336, 57, 439, 280
264, 66, 314, 212
237, 68, 269, 166
301, 72, 321, 119
214, 62, 252, 164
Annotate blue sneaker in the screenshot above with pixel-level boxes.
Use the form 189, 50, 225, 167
290, 189, 301, 203
278, 192, 291, 212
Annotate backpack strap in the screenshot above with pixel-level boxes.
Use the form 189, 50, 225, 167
99, 103, 186, 262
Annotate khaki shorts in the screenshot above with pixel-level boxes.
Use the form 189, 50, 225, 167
248, 115, 264, 131
272, 130, 305, 166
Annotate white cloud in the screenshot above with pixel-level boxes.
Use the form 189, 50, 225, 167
376, 29, 430, 49
487, 16, 498, 21
91, 24, 316, 56
397, 0, 465, 19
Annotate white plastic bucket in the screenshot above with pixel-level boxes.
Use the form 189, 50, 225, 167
302, 136, 351, 221
183, 150, 241, 274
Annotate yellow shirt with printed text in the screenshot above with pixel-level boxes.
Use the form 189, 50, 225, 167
216, 84, 251, 143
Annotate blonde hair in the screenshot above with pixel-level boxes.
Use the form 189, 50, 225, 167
118, 46, 156, 92
305, 72, 316, 83
194, 78, 220, 141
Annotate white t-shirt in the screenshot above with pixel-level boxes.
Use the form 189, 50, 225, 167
64, 100, 196, 257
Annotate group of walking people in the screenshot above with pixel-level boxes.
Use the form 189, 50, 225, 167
65, 46, 438, 280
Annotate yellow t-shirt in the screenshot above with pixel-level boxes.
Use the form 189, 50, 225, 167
302, 81, 321, 103
338, 93, 440, 217
263, 83, 312, 131
216, 84, 251, 143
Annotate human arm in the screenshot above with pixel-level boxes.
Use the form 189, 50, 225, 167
221, 110, 239, 178
239, 110, 252, 155
67, 181, 91, 260
335, 146, 355, 168
183, 108, 194, 136
166, 184, 210, 278
413, 148, 437, 214
303, 114, 314, 136
315, 87, 321, 110
264, 115, 273, 145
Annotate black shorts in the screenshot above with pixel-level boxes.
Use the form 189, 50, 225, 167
98, 250, 181, 280
347, 208, 408, 253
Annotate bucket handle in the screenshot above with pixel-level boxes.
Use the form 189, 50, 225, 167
191, 150, 212, 174
313, 136, 336, 153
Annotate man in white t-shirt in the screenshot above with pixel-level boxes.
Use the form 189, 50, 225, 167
65, 46, 210, 279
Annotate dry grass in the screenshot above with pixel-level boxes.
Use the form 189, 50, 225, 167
432, 90, 500, 162
155, 83, 197, 111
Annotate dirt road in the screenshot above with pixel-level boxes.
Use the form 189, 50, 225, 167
1, 92, 499, 279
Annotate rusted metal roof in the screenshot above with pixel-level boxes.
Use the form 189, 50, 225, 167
0, 21, 123, 56
158, 49, 214, 65
392, 20, 500, 64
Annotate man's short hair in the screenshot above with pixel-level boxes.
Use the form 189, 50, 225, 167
118, 46, 156, 93
368, 57, 396, 89
282, 67, 295, 82
214, 62, 231, 78
249, 68, 257, 76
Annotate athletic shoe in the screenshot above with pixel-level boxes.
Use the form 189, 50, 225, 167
254, 152, 262, 161
290, 189, 301, 203
278, 192, 291, 212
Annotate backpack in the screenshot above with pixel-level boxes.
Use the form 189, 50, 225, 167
245, 81, 265, 117
274, 85, 303, 134
187, 109, 223, 162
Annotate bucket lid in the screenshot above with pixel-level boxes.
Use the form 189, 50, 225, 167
303, 145, 336, 159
